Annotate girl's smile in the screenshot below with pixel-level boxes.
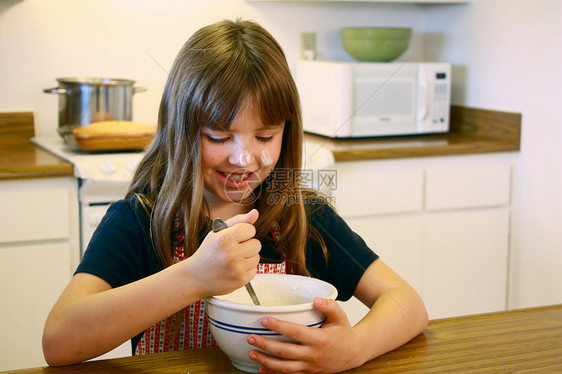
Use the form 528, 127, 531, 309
201, 99, 284, 212
218, 169, 258, 188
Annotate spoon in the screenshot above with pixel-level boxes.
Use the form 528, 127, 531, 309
211, 218, 261, 305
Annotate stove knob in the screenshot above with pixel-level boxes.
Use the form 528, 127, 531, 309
100, 159, 117, 174
127, 159, 139, 173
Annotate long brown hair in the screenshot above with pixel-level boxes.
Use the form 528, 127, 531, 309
127, 18, 325, 276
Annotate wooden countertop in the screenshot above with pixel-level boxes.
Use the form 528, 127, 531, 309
0, 113, 73, 180
305, 105, 521, 162
6, 304, 560, 373
0, 106, 520, 180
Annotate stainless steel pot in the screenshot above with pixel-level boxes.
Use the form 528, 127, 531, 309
43, 77, 146, 143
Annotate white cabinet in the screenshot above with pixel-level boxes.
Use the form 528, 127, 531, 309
0, 242, 71, 370
339, 213, 424, 325
425, 163, 511, 211
0, 177, 79, 371
334, 168, 423, 217
333, 153, 513, 320
0, 181, 70, 242
345, 214, 424, 293
423, 208, 509, 318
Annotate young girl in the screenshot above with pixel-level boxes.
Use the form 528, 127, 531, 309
42, 19, 428, 373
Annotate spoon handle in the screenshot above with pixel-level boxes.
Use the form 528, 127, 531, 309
245, 283, 261, 306
211, 218, 261, 305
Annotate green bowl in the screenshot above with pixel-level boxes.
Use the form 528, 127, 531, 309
340, 27, 412, 62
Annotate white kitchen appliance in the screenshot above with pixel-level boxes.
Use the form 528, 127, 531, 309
32, 137, 143, 255
296, 60, 451, 138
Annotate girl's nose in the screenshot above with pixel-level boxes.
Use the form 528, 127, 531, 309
229, 144, 254, 167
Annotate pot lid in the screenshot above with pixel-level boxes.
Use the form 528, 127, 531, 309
55, 77, 136, 86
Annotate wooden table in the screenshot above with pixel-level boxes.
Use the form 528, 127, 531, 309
5, 304, 561, 373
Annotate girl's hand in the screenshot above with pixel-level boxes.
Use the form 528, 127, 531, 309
247, 297, 364, 374
187, 209, 261, 297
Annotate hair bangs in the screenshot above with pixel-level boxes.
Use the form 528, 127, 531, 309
195, 73, 251, 132
192, 64, 291, 131
248, 67, 292, 130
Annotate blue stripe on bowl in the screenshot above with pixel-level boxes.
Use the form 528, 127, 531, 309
207, 315, 271, 332
207, 315, 325, 336
209, 320, 281, 336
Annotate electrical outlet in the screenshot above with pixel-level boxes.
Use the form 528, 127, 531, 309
300, 32, 316, 60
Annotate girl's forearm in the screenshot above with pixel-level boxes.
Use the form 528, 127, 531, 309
43, 259, 203, 366
353, 286, 428, 364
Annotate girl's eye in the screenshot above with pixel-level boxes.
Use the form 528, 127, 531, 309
206, 135, 230, 144
256, 136, 273, 143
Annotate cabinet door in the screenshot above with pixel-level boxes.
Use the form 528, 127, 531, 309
0, 179, 73, 244
339, 214, 424, 325
333, 165, 423, 218
346, 214, 424, 293
0, 242, 71, 371
425, 163, 511, 211
423, 208, 509, 319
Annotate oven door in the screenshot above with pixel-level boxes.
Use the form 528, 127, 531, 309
80, 203, 111, 256
78, 179, 129, 256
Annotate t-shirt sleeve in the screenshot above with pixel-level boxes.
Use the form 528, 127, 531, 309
306, 202, 379, 301
75, 197, 158, 288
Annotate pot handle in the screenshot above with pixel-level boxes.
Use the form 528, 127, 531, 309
43, 87, 68, 94
133, 86, 147, 94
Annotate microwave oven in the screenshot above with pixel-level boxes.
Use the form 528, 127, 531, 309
296, 60, 451, 138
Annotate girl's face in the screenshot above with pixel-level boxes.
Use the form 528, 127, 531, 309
201, 101, 285, 211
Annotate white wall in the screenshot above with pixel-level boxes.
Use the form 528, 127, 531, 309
0, 0, 421, 137
423, 0, 562, 309
1, 0, 560, 310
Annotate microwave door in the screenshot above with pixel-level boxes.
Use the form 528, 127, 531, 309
352, 75, 417, 137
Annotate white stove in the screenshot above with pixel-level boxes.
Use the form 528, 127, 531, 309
32, 137, 144, 183
32, 136, 146, 255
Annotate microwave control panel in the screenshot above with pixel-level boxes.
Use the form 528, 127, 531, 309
434, 73, 450, 124
417, 63, 452, 133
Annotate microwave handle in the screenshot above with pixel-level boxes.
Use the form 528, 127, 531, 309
417, 74, 429, 122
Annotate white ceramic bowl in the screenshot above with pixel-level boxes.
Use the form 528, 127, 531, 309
205, 274, 338, 373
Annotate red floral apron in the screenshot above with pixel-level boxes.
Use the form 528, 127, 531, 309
134, 218, 286, 355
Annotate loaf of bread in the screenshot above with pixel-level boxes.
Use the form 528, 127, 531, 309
72, 121, 156, 138
71, 121, 157, 151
